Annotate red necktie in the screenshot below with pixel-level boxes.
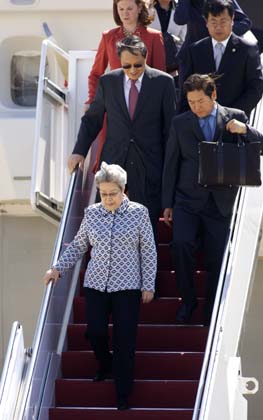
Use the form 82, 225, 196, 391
128, 80, 138, 119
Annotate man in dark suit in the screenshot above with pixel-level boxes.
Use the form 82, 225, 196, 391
68, 35, 177, 238
162, 73, 263, 324
178, 0, 263, 115
174, 0, 252, 56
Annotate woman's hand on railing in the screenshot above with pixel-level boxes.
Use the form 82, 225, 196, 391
43, 268, 60, 286
141, 291, 154, 304
67, 154, 85, 174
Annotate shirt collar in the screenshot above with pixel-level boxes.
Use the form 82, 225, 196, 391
210, 103, 218, 117
99, 195, 130, 216
124, 73, 144, 86
199, 103, 217, 122
212, 34, 231, 49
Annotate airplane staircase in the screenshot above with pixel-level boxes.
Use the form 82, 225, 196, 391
49, 219, 208, 420
1, 40, 262, 420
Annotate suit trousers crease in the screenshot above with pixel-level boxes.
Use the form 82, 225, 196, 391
124, 142, 161, 243
171, 194, 231, 314
84, 287, 141, 398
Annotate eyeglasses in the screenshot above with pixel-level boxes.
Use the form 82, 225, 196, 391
207, 19, 232, 28
99, 191, 121, 199
122, 63, 143, 69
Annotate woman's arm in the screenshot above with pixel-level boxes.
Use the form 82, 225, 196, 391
43, 209, 90, 285
87, 33, 109, 104
150, 31, 166, 71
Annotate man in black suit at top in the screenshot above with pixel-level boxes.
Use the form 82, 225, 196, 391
162, 73, 263, 324
68, 35, 177, 238
178, 0, 263, 115
174, 0, 252, 58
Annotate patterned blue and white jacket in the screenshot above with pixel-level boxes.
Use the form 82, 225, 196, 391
54, 196, 157, 293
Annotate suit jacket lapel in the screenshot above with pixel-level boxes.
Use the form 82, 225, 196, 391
189, 112, 205, 142
214, 104, 231, 140
206, 38, 217, 71
189, 103, 229, 142
217, 33, 239, 72
116, 71, 131, 121
133, 67, 152, 120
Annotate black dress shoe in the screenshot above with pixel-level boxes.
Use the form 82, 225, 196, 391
117, 397, 129, 410
93, 366, 112, 382
176, 300, 198, 323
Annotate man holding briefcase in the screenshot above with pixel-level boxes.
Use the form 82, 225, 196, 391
162, 73, 263, 325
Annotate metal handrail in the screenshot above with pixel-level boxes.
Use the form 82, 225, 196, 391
30, 38, 70, 217
56, 259, 82, 355
0, 323, 26, 420
0, 322, 23, 402
199, 162, 263, 419
192, 188, 244, 420
42, 39, 69, 61
15, 170, 78, 420
192, 98, 263, 419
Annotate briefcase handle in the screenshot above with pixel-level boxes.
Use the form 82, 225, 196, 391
217, 130, 246, 147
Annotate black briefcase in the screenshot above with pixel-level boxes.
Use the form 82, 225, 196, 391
198, 135, 261, 187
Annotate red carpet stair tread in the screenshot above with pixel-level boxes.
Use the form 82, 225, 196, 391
50, 218, 208, 419
49, 408, 194, 419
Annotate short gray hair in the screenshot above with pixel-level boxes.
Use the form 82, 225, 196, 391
95, 161, 127, 190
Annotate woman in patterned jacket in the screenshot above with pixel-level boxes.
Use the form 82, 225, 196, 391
43, 162, 157, 411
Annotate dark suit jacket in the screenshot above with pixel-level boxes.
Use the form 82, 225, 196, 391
73, 66, 177, 207
178, 33, 263, 115
162, 104, 263, 217
174, 0, 252, 56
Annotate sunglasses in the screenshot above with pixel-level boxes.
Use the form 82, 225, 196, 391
122, 63, 143, 69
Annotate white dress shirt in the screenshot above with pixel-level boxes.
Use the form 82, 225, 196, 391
212, 35, 231, 60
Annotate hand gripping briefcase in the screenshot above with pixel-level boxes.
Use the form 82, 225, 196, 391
198, 134, 262, 187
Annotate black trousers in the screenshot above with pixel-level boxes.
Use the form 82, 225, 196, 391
146, 198, 161, 245
172, 195, 231, 320
84, 287, 141, 398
